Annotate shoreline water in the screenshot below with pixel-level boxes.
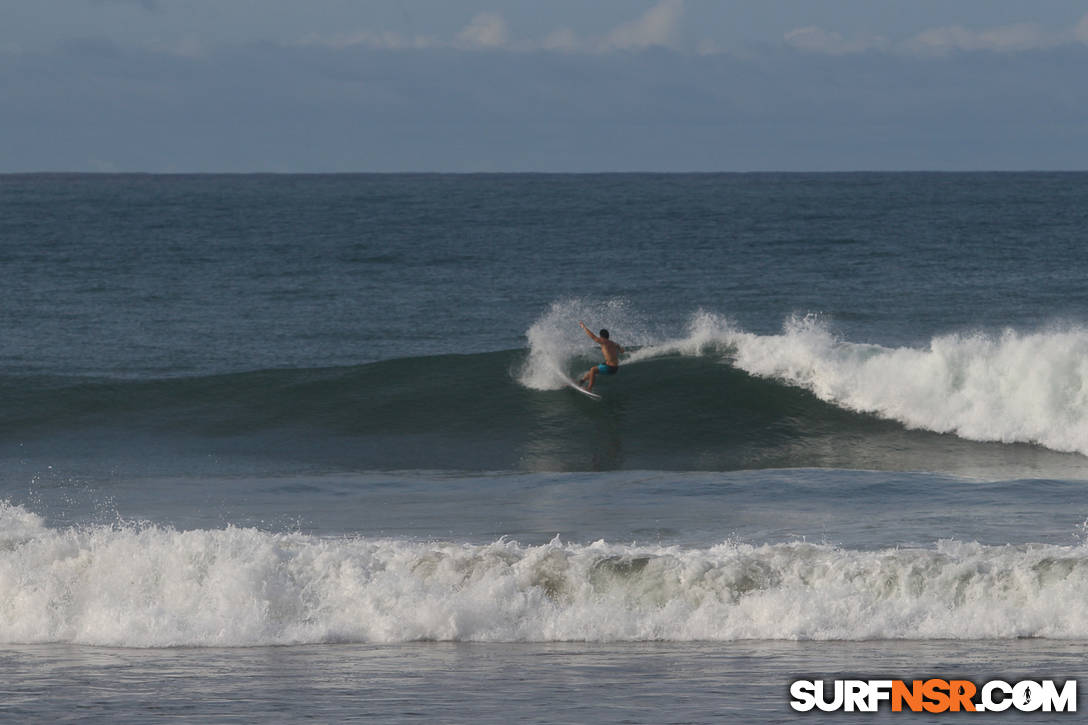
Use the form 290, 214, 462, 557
3, 640, 1085, 723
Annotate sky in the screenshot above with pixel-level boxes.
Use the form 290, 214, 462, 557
2, 0, 1087, 172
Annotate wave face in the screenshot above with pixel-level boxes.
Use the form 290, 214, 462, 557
3, 501, 1087, 647
5, 304, 1088, 473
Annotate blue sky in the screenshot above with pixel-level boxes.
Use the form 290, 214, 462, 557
3, 1, 1087, 171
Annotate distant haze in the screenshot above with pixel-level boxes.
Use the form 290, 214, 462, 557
2, 0, 1087, 172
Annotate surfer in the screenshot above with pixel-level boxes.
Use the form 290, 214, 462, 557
577, 321, 624, 392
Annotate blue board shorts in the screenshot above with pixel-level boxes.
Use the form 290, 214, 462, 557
597, 364, 618, 375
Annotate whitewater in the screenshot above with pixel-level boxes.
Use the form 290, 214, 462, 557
5, 500, 1088, 647
520, 299, 1088, 457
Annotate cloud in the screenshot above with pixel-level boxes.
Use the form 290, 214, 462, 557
906, 22, 1059, 55
299, 12, 510, 52
541, 27, 579, 53
785, 27, 886, 55
457, 13, 509, 49
601, 0, 683, 51
291, 5, 1088, 59
787, 16, 1088, 58
295, 4, 686, 55
296, 30, 438, 51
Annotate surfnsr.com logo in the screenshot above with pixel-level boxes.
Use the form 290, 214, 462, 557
790, 679, 1077, 713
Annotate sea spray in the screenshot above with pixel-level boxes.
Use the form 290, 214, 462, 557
0, 500, 46, 549
4, 502, 1088, 647
624, 308, 740, 363
517, 298, 657, 390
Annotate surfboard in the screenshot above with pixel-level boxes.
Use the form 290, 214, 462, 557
564, 377, 602, 400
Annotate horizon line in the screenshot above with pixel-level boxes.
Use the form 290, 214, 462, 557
4, 169, 1088, 176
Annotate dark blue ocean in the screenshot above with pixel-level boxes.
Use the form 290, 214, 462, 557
3, 173, 1088, 722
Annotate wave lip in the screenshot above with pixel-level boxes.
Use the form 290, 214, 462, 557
3, 504, 1088, 647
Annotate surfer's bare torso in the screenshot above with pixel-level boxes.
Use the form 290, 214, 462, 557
577, 321, 625, 391
597, 338, 622, 367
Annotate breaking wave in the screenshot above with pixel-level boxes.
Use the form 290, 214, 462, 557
3, 501, 1088, 647
6, 301, 1088, 472
521, 300, 1088, 457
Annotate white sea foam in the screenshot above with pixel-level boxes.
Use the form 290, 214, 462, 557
724, 315, 1088, 456
0, 501, 46, 549
3, 501, 1088, 647
517, 298, 659, 390
520, 301, 1088, 455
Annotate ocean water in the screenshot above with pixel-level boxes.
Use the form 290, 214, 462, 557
3, 172, 1088, 722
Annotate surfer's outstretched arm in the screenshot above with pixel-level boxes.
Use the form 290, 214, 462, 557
579, 321, 600, 343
